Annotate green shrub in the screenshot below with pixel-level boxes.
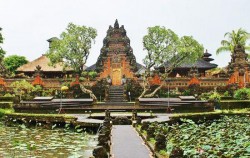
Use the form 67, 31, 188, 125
182, 90, 191, 96
88, 71, 98, 79
199, 91, 216, 101
4, 93, 14, 97
124, 79, 143, 100
234, 88, 250, 100
223, 91, 230, 97
0, 108, 14, 118
0, 96, 14, 102
208, 92, 221, 102
0, 102, 13, 109
220, 100, 250, 110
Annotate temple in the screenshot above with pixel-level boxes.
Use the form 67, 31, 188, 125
16, 54, 78, 78
227, 45, 250, 87
86, 19, 144, 85
1, 20, 250, 96
159, 50, 218, 77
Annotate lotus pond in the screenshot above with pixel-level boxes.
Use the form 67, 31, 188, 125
0, 122, 98, 158
147, 115, 250, 157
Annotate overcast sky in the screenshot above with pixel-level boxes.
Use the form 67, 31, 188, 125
1, 0, 250, 67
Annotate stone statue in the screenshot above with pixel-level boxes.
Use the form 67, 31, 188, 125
106, 75, 112, 85
121, 75, 126, 85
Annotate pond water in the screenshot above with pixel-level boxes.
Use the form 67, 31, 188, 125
0, 122, 98, 158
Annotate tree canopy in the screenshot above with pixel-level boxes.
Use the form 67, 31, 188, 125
216, 28, 250, 55
0, 27, 5, 60
3, 55, 28, 73
47, 23, 97, 74
140, 26, 204, 98
46, 23, 97, 100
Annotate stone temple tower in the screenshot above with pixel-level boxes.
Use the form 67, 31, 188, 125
93, 20, 138, 85
228, 45, 250, 87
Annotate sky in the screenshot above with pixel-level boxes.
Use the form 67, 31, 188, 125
0, 0, 250, 67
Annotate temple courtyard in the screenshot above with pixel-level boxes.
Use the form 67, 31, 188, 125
1, 1, 250, 157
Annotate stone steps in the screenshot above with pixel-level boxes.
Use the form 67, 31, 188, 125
109, 86, 125, 102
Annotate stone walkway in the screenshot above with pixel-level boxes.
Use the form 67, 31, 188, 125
111, 125, 152, 158
142, 113, 172, 123
69, 114, 103, 123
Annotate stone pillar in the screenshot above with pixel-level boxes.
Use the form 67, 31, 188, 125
154, 134, 166, 152
93, 146, 108, 158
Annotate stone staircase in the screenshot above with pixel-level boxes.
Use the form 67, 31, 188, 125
108, 86, 125, 102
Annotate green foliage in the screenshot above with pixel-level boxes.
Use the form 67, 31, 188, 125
0, 102, 13, 109
150, 115, 250, 157
0, 108, 13, 118
88, 71, 98, 79
0, 121, 96, 157
10, 80, 34, 100
208, 92, 221, 102
141, 26, 203, 98
81, 71, 88, 77
182, 89, 191, 96
91, 79, 106, 101
234, 88, 250, 100
3, 55, 28, 73
0, 27, 6, 60
124, 79, 143, 100
46, 23, 98, 100
223, 91, 230, 97
70, 84, 91, 98
188, 84, 201, 96
199, 92, 212, 100
4, 93, 14, 97
32, 85, 43, 96
143, 26, 203, 70
47, 23, 97, 74
81, 71, 98, 80
216, 28, 250, 55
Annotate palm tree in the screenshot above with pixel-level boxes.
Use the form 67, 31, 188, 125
216, 28, 250, 55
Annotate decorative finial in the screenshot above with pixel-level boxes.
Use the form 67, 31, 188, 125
114, 19, 119, 29
205, 49, 208, 53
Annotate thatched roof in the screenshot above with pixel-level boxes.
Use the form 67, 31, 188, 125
16, 55, 86, 72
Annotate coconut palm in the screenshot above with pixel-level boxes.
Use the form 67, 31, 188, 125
216, 28, 250, 55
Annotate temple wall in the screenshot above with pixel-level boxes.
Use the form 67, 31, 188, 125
3, 78, 96, 90
2, 77, 229, 91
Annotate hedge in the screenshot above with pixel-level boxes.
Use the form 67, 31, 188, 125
0, 102, 13, 109
220, 100, 250, 110
0, 96, 14, 102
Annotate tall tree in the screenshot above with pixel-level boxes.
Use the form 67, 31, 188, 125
0, 27, 5, 60
216, 28, 250, 55
140, 26, 203, 98
0, 27, 7, 76
3, 55, 28, 73
46, 23, 97, 100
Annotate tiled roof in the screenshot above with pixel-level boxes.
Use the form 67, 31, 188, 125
163, 59, 217, 69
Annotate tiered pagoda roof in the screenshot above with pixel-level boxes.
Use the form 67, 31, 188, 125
203, 49, 214, 62
162, 49, 217, 70
163, 59, 217, 69
86, 20, 143, 74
